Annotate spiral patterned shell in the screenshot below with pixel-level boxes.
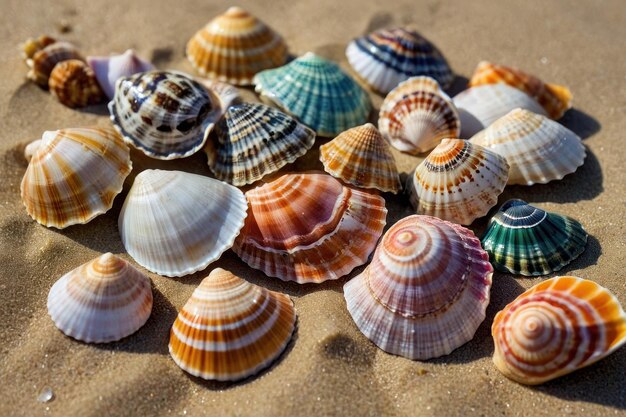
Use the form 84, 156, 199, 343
21, 126, 132, 229
27, 41, 83, 86
319, 123, 401, 193
345, 27, 453, 94
186, 7, 288, 85
205, 103, 315, 186
407, 139, 509, 225
470, 108, 585, 185
169, 268, 296, 381
49, 59, 104, 108
87, 49, 155, 99
492, 276, 626, 385
253, 52, 372, 137
232, 172, 387, 284
48, 253, 153, 343
109, 70, 222, 160
344, 215, 493, 360
21, 35, 56, 61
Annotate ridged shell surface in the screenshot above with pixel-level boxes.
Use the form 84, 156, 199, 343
87, 49, 155, 99
344, 215, 493, 360
49, 59, 104, 108
169, 268, 296, 381
21, 35, 56, 61
27, 41, 83, 86
492, 276, 626, 385
233, 172, 387, 284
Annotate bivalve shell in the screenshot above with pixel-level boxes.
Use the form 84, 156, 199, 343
49, 59, 104, 108
87, 49, 155, 99
27, 41, 84, 87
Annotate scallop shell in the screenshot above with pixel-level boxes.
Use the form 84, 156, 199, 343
344, 215, 493, 360
470, 108, 585, 185
21, 35, 56, 61
197, 78, 243, 110
481, 199, 588, 276
469, 61, 572, 119
253, 52, 372, 137
118, 170, 247, 277
379, 76, 460, 154
47, 253, 153, 343
492, 276, 626, 385
453, 84, 547, 138
345, 27, 453, 94
407, 139, 509, 225
109, 70, 222, 160
27, 41, 84, 87
232, 172, 387, 284
87, 49, 155, 99
21, 126, 132, 229
24, 139, 42, 162
319, 123, 401, 193
186, 6, 288, 85
205, 102, 315, 186
169, 268, 296, 381
49, 59, 104, 108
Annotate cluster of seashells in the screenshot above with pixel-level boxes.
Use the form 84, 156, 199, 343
20, 6, 625, 386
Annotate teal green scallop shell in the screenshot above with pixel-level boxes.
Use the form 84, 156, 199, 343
253, 52, 372, 137
481, 199, 587, 276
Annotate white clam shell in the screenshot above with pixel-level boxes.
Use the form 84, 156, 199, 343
24, 139, 42, 162
87, 49, 155, 99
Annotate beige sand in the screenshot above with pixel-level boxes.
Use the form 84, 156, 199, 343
1, 0, 625, 416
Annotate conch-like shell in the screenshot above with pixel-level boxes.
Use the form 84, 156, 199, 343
470, 108, 585, 185
27, 41, 84, 87
87, 49, 155, 99
492, 276, 626, 385
344, 215, 493, 360
118, 170, 247, 277
186, 7, 288, 85
407, 139, 509, 225
169, 268, 296, 381
319, 123, 401, 193
21, 127, 132, 229
47, 253, 153, 343
233, 172, 387, 284
48, 59, 104, 108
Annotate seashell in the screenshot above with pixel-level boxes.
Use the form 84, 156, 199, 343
169, 268, 296, 381
492, 276, 626, 385
379, 76, 460, 154
109, 70, 222, 160
319, 123, 401, 193
481, 199, 588, 276
197, 78, 243, 110
48, 59, 104, 108
47, 253, 153, 343
205, 102, 315, 186
186, 6, 288, 85
345, 27, 453, 94
21, 35, 56, 61
86, 49, 155, 99
470, 108, 585, 185
407, 139, 509, 225
344, 215, 493, 360
469, 61, 572, 119
24, 139, 42, 162
253, 52, 372, 137
453, 84, 547, 138
232, 172, 387, 284
27, 41, 84, 87
21, 126, 132, 229
119, 170, 247, 277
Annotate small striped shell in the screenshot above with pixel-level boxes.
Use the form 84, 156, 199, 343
481, 199, 588, 276
492, 276, 626, 385
319, 123, 401, 193
253, 52, 372, 137
27, 41, 83, 86
119, 170, 247, 277
47, 253, 153, 343
345, 27, 453, 94
49, 59, 104, 108
205, 102, 315, 186
109, 70, 222, 160
379, 76, 460, 154
21, 35, 56, 61
344, 215, 493, 360
407, 139, 509, 225
87, 49, 155, 99
470, 108, 585, 185
469, 61, 572, 119
232, 172, 387, 284
21, 127, 132, 229
169, 268, 296, 381
186, 7, 288, 85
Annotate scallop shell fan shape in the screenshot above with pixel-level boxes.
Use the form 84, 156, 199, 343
21, 126, 132, 229
169, 268, 296, 381
344, 215, 493, 360
205, 102, 315, 186
47, 253, 153, 343
492, 276, 626, 385
118, 170, 247, 277
407, 139, 509, 225
232, 172, 387, 284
